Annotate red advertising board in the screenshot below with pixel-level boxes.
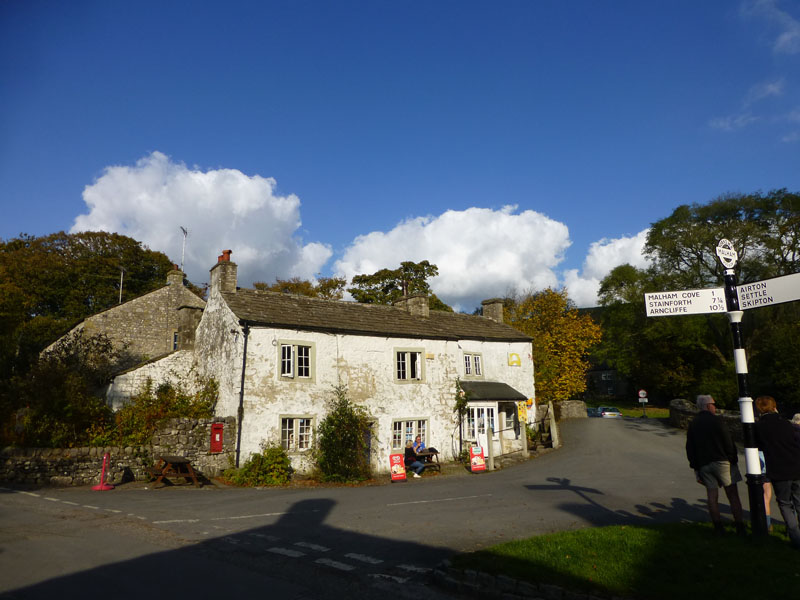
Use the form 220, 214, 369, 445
470, 446, 486, 473
389, 453, 406, 481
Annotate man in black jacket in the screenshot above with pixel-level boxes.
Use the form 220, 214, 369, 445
686, 395, 745, 535
755, 395, 800, 549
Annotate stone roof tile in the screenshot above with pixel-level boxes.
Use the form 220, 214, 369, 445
221, 289, 531, 342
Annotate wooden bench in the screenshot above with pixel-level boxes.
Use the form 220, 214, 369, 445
148, 456, 201, 488
416, 450, 441, 472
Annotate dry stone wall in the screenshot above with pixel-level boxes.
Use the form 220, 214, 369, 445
0, 417, 236, 487
669, 398, 744, 444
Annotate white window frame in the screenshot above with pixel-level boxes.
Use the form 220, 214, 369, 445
463, 352, 484, 379
281, 416, 314, 451
279, 340, 315, 382
394, 348, 424, 382
391, 418, 428, 450
463, 403, 499, 441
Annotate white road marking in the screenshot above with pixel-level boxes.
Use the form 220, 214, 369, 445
43, 497, 59, 502
247, 533, 280, 541
315, 558, 355, 571
369, 574, 409, 583
210, 509, 320, 522
105, 509, 122, 513
82, 505, 99, 509
397, 564, 431, 573
295, 542, 330, 552
386, 493, 492, 507
19, 491, 40, 497
62, 501, 79, 506
268, 547, 305, 558
345, 553, 383, 564
152, 518, 200, 524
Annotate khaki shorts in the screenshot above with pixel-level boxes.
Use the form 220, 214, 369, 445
697, 460, 742, 489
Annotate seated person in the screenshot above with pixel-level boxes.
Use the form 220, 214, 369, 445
413, 435, 438, 462
404, 441, 426, 478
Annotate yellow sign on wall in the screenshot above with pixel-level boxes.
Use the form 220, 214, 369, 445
508, 353, 521, 366
517, 401, 528, 422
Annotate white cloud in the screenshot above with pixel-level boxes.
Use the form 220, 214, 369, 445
71, 151, 331, 286
743, 0, 800, 54
562, 229, 651, 308
743, 78, 785, 107
708, 113, 760, 131
334, 206, 570, 312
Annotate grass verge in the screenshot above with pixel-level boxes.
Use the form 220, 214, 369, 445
451, 522, 799, 599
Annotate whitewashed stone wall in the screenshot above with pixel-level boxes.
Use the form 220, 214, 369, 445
191, 287, 534, 473
105, 350, 197, 410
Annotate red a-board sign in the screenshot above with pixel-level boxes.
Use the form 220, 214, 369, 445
389, 453, 406, 481
470, 446, 486, 472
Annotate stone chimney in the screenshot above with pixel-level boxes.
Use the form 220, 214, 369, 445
210, 249, 237, 293
395, 294, 430, 318
481, 298, 505, 323
177, 305, 203, 350
167, 265, 184, 286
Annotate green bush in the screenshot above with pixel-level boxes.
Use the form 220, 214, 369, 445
113, 376, 218, 446
224, 444, 293, 486
315, 385, 372, 482
7, 331, 119, 447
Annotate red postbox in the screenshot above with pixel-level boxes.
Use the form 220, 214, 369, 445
210, 423, 224, 453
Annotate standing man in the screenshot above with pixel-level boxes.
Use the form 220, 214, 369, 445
686, 395, 746, 535
755, 395, 800, 549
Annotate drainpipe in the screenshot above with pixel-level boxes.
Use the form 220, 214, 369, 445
235, 321, 250, 468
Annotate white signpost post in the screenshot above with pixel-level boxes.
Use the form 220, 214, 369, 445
643, 239, 800, 538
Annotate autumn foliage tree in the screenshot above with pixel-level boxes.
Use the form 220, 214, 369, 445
506, 288, 602, 404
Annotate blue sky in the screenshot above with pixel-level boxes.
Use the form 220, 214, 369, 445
2, 0, 799, 309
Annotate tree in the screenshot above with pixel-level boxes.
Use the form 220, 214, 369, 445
596, 189, 800, 407
0, 231, 175, 431
5, 331, 121, 447
506, 288, 602, 404
254, 276, 346, 300
348, 260, 453, 311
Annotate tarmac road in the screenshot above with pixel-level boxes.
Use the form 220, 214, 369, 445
0, 417, 742, 599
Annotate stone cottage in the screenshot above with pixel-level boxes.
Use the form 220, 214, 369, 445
47, 267, 207, 410
48, 267, 206, 360
182, 250, 536, 473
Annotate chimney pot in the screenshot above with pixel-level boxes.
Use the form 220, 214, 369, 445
218, 249, 233, 263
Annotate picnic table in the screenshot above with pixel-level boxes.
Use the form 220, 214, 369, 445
147, 455, 201, 488
416, 449, 441, 472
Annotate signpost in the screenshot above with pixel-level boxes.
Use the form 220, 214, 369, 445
638, 389, 648, 417
643, 238, 800, 538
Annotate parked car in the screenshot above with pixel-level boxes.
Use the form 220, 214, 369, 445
586, 407, 598, 417
598, 406, 622, 418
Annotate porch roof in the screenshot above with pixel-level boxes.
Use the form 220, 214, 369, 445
459, 381, 529, 401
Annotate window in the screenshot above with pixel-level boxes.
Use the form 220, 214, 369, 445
392, 419, 428, 449
172, 331, 179, 351
504, 406, 516, 430
281, 417, 313, 451
463, 405, 498, 440
463, 353, 483, 378
279, 341, 315, 381
395, 348, 423, 382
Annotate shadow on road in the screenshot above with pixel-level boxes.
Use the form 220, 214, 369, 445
622, 417, 681, 437
525, 476, 710, 526
1, 497, 453, 600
